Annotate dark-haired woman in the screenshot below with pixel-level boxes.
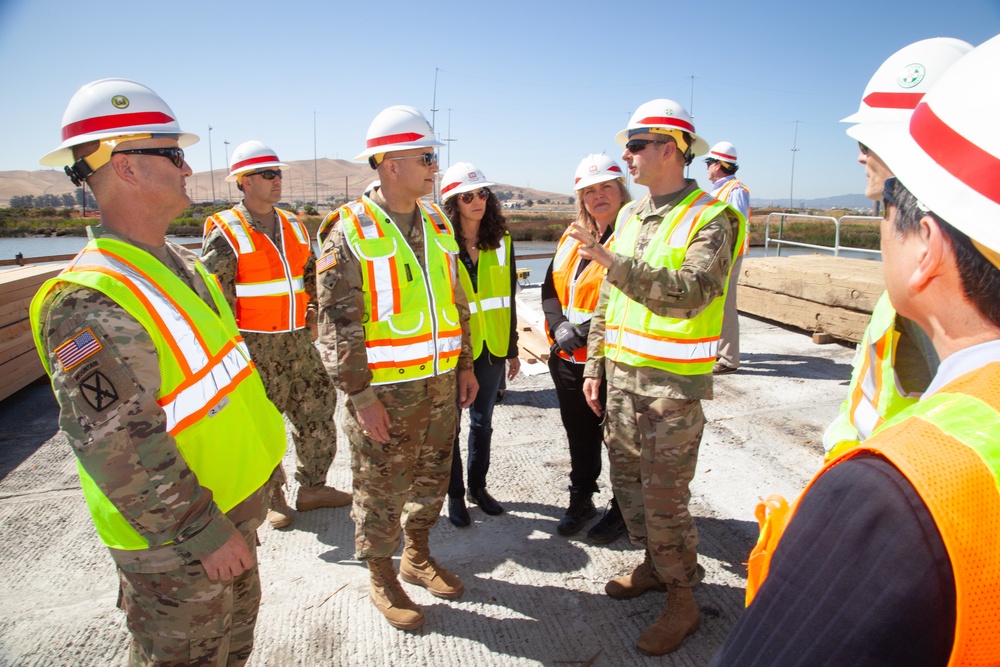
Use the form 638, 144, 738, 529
441, 162, 520, 527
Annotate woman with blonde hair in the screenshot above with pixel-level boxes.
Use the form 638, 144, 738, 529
543, 154, 631, 540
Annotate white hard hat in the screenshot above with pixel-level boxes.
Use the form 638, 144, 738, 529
440, 162, 496, 202
574, 154, 625, 191
355, 105, 444, 161
706, 141, 738, 166
853, 34, 1000, 254
841, 37, 973, 125
363, 179, 380, 197
226, 140, 287, 182
615, 98, 709, 157
40, 78, 199, 167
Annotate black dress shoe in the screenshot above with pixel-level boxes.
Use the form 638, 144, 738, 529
448, 496, 471, 527
467, 487, 505, 516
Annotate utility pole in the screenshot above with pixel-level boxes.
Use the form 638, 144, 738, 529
208, 125, 216, 204
223, 140, 232, 203
443, 108, 457, 168
789, 120, 800, 211
313, 111, 319, 207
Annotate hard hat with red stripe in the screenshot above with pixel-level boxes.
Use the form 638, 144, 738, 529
706, 142, 738, 167
355, 105, 444, 163
853, 34, 1000, 255
841, 37, 972, 125
226, 140, 287, 182
441, 162, 496, 202
574, 154, 625, 191
40, 78, 198, 167
615, 98, 709, 158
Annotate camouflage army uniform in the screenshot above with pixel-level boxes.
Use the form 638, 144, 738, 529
316, 191, 473, 560
34, 225, 266, 666
201, 202, 337, 489
584, 180, 738, 587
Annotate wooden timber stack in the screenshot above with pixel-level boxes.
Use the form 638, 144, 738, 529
737, 255, 884, 344
0, 264, 68, 401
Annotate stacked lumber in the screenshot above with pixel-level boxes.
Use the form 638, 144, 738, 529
737, 255, 884, 344
0, 264, 68, 401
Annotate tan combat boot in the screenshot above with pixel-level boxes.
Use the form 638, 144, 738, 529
368, 557, 424, 630
266, 480, 294, 529
296, 484, 351, 511
399, 529, 464, 599
636, 585, 701, 656
605, 550, 667, 599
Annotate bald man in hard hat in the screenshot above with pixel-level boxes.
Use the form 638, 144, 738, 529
315, 105, 478, 631
705, 142, 750, 374
569, 98, 744, 656
30, 79, 285, 666
202, 141, 349, 530
713, 35, 1000, 666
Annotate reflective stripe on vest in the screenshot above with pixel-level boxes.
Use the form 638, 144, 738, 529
545, 212, 625, 364
340, 198, 463, 384
29, 236, 286, 551
822, 292, 921, 461
712, 179, 751, 254
204, 207, 311, 333
746, 362, 1000, 665
457, 232, 512, 359
603, 191, 743, 375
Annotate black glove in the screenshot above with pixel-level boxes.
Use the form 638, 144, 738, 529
553, 321, 586, 353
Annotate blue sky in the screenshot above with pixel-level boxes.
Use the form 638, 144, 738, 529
1, 0, 998, 202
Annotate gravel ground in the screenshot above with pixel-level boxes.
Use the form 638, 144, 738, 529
0, 283, 856, 666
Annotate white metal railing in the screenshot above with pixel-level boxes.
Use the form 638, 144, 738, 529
763, 213, 882, 258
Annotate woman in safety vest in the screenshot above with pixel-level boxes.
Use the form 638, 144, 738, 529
543, 154, 632, 541
441, 163, 521, 527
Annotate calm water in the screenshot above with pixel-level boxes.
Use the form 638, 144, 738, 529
0, 235, 200, 262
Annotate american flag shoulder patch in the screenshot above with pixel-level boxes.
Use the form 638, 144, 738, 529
316, 251, 338, 274
54, 328, 102, 371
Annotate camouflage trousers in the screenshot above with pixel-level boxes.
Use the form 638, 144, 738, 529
117, 529, 261, 667
344, 372, 458, 560
249, 330, 337, 487
716, 254, 743, 369
604, 386, 706, 587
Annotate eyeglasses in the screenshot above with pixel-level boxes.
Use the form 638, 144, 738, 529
882, 176, 899, 210
624, 139, 665, 153
248, 169, 282, 180
458, 188, 490, 204
385, 152, 438, 166
112, 147, 185, 168
858, 142, 870, 157
705, 158, 719, 166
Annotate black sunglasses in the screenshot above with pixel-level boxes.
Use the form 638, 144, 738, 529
386, 152, 438, 167
458, 188, 490, 204
624, 139, 665, 153
704, 158, 719, 166
113, 147, 185, 168
248, 169, 282, 180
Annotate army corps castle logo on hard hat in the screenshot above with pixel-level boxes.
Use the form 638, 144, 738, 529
898, 63, 926, 88
111, 95, 129, 109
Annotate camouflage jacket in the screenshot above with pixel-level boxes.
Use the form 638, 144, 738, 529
315, 190, 474, 410
36, 226, 264, 573
583, 180, 739, 400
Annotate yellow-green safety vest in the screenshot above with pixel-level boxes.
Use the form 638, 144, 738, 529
30, 236, 286, 550
456, 231, 512, 359
339, 198, 464, 384
822, 291, 921, 461
603, 190, 743, 376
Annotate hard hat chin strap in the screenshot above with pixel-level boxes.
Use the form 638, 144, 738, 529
64, 134, 153, 186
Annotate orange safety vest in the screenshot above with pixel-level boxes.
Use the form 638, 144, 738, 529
712, 178, 751, 255
746, 362, 1000, 666
545, 219, 621, 363
204, 207, 312, 333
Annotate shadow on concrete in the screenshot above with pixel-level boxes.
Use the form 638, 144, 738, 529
735, 352, 852, 381
0, 382, 59, 482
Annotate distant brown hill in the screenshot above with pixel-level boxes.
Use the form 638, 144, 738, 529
0, 158, 571, 210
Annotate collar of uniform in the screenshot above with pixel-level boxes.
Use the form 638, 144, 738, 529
641, 178, 701, 217
234, 201, 274, 233
710, 174, 736, 190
